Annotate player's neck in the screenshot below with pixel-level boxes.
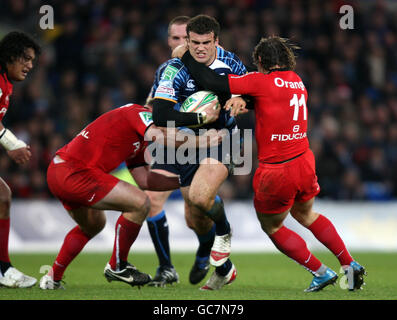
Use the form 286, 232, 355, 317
262, 65, 288, 74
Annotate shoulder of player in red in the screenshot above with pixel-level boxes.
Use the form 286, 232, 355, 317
119, 103, 154, 134
56, 103, 153, 172
228, 70, 306, 96
0, 68, 13, 121
0, 68, 12, 94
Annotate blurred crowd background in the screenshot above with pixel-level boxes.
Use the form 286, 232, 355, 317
0, 0, 396, 201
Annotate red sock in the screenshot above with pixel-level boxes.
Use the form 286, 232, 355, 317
109, 215, 142, 270
0, 218, 10, 263
51, 226, 92, 281
269, 226, 322, 274
308, 214, 353, 266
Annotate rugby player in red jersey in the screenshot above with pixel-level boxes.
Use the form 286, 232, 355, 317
0, 31, 41, 288
173, 36, 366, 292
39, 100, 221, 289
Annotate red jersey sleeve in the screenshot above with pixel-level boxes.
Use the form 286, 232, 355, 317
125, 104, 154, 138
228, 72, 266, 96
0, 73, 13, 122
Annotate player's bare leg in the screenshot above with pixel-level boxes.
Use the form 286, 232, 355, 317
190, 161, 231, 264
68, 207, 106, 237
0, 178, 37, 288
0, 178, 11, 220
179, 185, 215, 284
40, 207, 105, 290
186, 161, 236, 290
291, 198, 366, 291
256, 208, 338, 292
93, 180, 150, 220
40, 181, 151, 289
93, 181, 152, 287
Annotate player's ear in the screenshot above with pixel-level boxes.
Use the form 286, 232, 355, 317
215, 37, 219, 46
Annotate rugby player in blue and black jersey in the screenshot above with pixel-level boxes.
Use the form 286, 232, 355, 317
151, 15, 249, 290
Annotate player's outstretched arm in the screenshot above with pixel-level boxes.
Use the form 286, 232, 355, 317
145, 121, 224, 149
181, 51, 230, 94
152, 98, 201, 127
130, 165, 180, 191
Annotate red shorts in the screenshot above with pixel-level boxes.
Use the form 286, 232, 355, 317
47, 156, 119, 211
253, 149, 320, 214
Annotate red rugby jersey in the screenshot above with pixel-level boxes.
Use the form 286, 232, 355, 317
0, 70, 13, 122
56, 104, 153, 173
228, 71, 309, 163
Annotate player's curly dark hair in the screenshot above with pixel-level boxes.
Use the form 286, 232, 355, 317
252, 36, 299, 71
186, 14, 220, 40
0, 31, 41, 70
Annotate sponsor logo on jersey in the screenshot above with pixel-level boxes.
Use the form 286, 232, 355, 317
0, 107, 7, 115
162, 65, 179, 81
186, 79, 195, 89
271, 132, 307, 141
274, 77, 305, 91
156, 85, 175, 96
132, 141, 140, 152
77, 129, 90, 139
139, 111, 153, 126
88, 193, 96, 202
0, 88, 2, 99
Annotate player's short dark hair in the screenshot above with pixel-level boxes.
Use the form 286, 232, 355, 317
186, 14, 220, 40
0, 31, 41, 70
168, 16, 190, 34
252, 36, 299, 71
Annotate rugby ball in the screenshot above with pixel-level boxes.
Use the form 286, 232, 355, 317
180, 90, 219, 113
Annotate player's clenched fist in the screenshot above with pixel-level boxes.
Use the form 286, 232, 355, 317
7, 145, 31, 165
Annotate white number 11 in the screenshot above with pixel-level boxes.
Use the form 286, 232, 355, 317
290, 94, 307, 121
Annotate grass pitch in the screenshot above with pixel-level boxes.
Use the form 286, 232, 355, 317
0, 252, 396, 300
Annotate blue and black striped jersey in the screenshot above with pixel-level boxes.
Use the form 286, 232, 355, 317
151, 46, 247, 130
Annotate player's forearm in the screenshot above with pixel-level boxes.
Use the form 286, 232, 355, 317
0, 125, 27, 151
131, 166, 180, 191
146, 171, 180, 191
152, 99, 201, 127
181, 51, 230, 94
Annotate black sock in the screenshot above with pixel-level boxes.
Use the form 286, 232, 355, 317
196, 224, 216, 258
206, 196, 230, 236
147, 211, 172, 268
0, 261, 12, 275
216, 259, 232, 276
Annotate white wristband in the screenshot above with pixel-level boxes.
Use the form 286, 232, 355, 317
0, 128, 27, 151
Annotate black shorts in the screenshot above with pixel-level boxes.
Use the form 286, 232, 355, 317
151, 126, 242, 187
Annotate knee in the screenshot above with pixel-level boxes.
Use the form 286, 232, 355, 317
189, 193, 214, 213
184, 208, 213, 233
146, 192, 166, 216
83, 216, 106, 238
291, 209, 318, 227
259, 220, 280, 235
138, 196, 151, 219
184, 214, 195, 230
256, 213, 284, 235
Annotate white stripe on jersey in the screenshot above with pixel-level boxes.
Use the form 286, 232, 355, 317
209, 59, 232, 72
